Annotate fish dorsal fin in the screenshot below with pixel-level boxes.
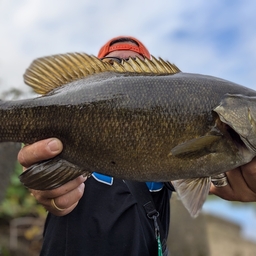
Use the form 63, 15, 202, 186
24, 53, 181, 94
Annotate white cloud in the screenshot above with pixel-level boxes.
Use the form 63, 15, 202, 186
0, 0, 256, 93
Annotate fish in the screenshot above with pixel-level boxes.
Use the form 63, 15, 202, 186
1, 52, 256, 217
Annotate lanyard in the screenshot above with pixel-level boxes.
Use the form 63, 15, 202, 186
124, 181, 165, 255
149, 213, 163, 256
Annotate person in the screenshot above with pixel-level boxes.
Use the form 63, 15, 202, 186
17, 36, 256, 256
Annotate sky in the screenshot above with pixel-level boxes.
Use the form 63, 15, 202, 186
1, 0, 256, 94
0, 0, 256, 241
203, 199, 256, 242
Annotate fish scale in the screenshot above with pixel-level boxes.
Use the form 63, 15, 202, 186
1, 53, 256, 216
0, 72, 253, 176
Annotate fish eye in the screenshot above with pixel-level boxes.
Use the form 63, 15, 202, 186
100, 57, 135, 65
101, 57, 123, 65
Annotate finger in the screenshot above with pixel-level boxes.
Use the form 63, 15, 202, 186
48, 182, 85, 216
240, 157, 256, 193
49, 202, 79, 217
210, 168, 256, 201
226, 168, 256, 201
209, 170, 239, 200
30, 175, 87, 204
18, 138, 63, 167
39, 175, 87, 199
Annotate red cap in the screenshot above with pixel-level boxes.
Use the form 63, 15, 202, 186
97, 36, 151, 59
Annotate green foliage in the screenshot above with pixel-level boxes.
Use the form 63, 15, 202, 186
0, 245, 11, 256
0, 163, 47, 221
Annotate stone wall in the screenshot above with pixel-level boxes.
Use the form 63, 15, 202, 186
206, 214, 256, 256
168, 194, 256, 256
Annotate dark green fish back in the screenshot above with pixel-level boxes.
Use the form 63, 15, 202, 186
1, 53, 256, 183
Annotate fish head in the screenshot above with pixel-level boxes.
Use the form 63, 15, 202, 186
214, 94, 256, 154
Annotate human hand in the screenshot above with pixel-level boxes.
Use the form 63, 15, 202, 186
210, 157, 256, 202
18, 138, 87, 216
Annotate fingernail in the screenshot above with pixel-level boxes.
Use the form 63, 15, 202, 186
47, 139, 61, 152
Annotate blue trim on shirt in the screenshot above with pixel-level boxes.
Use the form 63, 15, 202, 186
92, 172, 163, 191
92, 172, 113, 185
146, 181, 164, 192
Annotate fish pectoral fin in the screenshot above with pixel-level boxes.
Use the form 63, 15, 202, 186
170, 135, 221, 158
172, 177, 211, 218
19, 156, 90, 190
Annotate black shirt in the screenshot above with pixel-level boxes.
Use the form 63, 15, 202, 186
40, 174, 172, 256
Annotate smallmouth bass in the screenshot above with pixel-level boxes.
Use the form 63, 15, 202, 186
1, 53, 256, 216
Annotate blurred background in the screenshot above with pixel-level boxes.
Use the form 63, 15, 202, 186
0, 0, 256, 255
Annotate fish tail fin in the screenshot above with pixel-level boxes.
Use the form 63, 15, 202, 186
172, 177, 211, 218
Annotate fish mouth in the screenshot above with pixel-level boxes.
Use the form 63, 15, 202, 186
226, 124, 245, 148
217, 118, 255, 159
214, 115, 247, 153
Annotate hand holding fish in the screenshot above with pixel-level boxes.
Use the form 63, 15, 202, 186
18, 138, 87, 216
210, 157, 256, 202
17, 137, 256, 217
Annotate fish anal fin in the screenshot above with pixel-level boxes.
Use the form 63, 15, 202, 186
19, 156, 89, 190
170, 135, 221, 158
172, 177, 211, 218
